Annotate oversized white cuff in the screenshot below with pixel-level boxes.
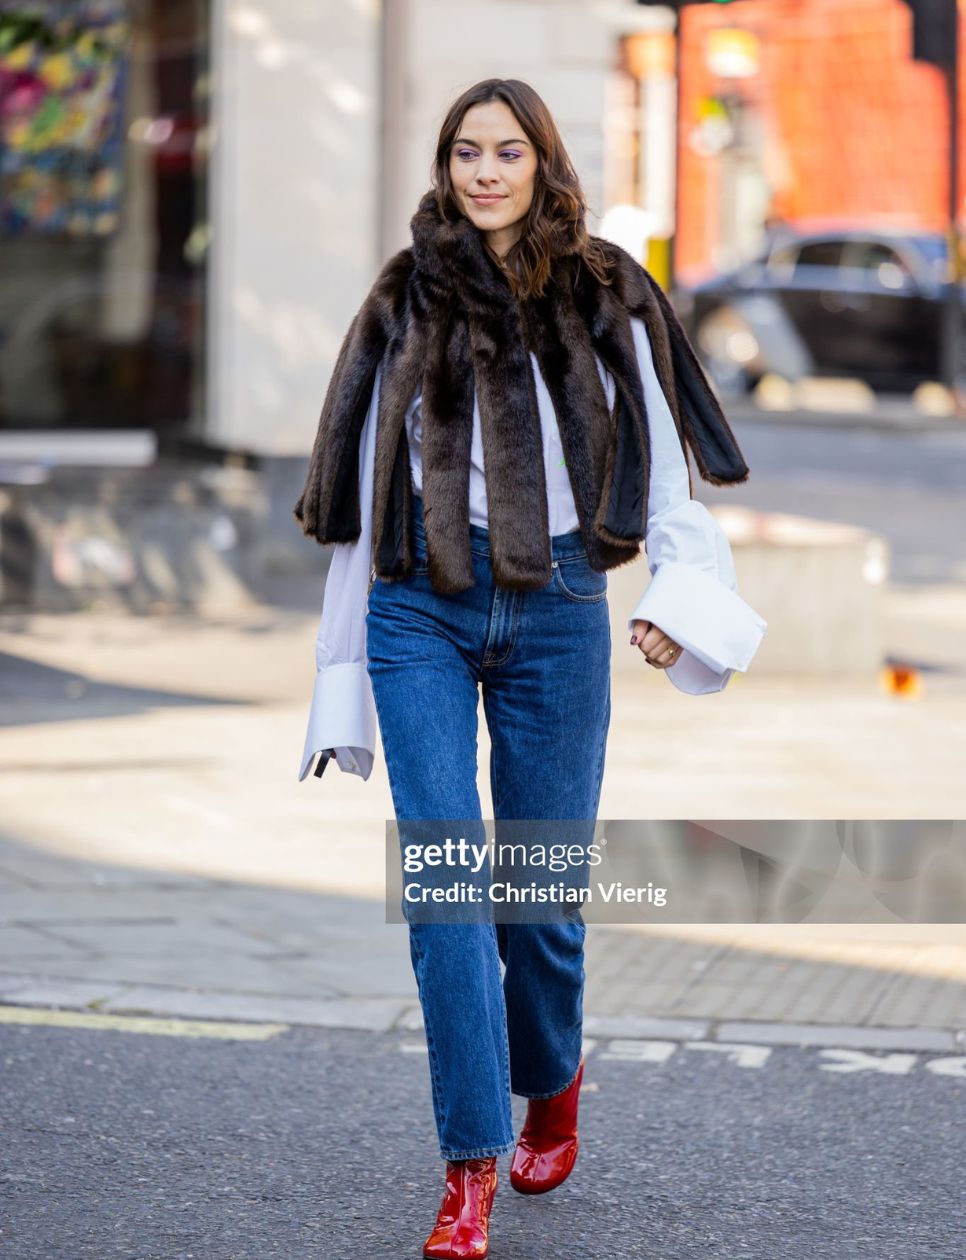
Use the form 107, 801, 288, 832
627, 561, 767, 696
297, 662, 377, 782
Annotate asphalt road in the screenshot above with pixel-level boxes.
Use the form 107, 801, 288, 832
709, 418, 966, 585
1, 1021, 963, 1260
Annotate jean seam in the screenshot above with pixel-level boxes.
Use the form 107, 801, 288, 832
487, 686, 504, 821
482, 591, 521, 669
591, 684, 610, 814
411, 929, 449, 1149
502, 593, 523, 664
492, 920, 515, 1146
366, 652, 406, 831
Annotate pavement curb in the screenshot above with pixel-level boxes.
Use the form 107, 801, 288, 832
728, 403, 966, 434
0, 976, 963, 1054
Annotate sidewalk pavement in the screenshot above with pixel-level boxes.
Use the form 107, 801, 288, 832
0, 589, 964, 1054
726, 388, 966, 432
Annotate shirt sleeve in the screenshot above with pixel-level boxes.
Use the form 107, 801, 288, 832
625, 315, 768, 695
297, 365, 382, 781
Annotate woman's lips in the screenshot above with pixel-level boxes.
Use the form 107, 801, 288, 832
470, 195, 506, 204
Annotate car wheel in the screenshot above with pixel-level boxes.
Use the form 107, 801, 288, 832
695, 307, 756, 396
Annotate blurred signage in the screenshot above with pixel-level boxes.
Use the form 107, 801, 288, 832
0, 1, 129, 235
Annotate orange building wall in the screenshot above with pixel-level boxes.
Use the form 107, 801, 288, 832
677, 0, 964, 277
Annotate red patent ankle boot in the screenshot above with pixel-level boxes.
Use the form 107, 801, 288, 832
422, 1157, 498, 1260
510, 1055, 584, 1195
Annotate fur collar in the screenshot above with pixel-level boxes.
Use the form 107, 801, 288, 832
410, 189, 582, 313
294, 189, 750, 594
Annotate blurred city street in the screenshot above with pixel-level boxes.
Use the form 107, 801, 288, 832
2, 409, 965, 1051
3, 418, 966, 1253
3, 0, 966, 1255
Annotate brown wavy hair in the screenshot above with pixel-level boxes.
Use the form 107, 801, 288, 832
429, 78, 613, 301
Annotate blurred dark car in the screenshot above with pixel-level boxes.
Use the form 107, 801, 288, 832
674, 229, 954, 396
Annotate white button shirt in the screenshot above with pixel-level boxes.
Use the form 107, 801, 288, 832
298, 316, 767, 781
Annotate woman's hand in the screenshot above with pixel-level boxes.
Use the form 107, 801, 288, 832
630, 619, 683, 670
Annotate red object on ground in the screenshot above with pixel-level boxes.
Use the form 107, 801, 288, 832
509, 1055, 585, 1195
422, 1157, 498, 1260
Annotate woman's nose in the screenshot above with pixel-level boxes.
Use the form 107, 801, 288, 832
475, 156, 500, 182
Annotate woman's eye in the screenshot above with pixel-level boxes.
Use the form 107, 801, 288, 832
454, 149, 521, 161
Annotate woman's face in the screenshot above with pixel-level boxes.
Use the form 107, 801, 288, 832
448, 100, 538, 255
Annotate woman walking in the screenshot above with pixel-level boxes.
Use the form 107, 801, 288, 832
294, 79, 766, 1260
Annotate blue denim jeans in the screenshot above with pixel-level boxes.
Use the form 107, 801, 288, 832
365, 493, 611, 1160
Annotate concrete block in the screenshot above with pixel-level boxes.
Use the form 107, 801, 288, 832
610, 506, 888, 678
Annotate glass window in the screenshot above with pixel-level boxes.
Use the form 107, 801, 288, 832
840, 240, 912, 277
840, 240, 917, 291
0, 0, 209, 432
794, 240, 845, 269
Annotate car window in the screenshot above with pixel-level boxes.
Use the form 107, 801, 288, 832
768, 239, 844, 281
794, 241, 845, 269
840, 241, 898, 269
839, 241, 915, 289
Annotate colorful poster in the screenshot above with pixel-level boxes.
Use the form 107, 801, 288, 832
0, 1, 129, 235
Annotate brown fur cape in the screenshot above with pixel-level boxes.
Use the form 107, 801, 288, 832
294, 190, 749, 594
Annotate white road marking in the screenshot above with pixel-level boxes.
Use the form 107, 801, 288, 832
685, 1042, 772, 1069
924, 1056, 966, 1078
392, 1034, 965, 1082
599, 1039, 677, 1063
817, 1049, 918, 1075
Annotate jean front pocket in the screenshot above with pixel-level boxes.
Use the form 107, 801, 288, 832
552, 555, 608, 603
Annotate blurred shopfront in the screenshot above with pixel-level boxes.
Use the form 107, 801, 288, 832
0, 0, 209, 436
0, 0, 381, 609
3, 0, 953, 609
